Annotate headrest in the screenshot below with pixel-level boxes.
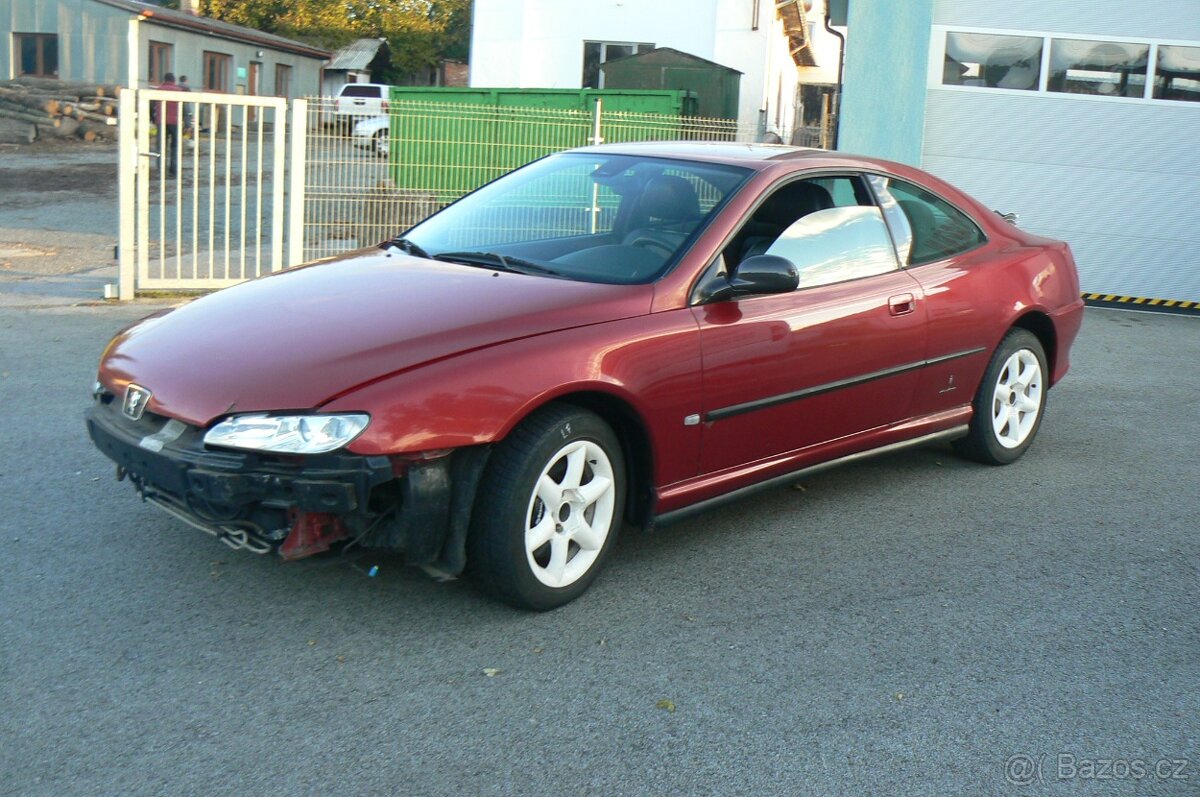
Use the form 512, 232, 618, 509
756, 181, 835, 226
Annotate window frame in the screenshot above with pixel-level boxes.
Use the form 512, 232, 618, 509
1046, 37, 1150, 99
274, 64, 293, 98
942, 31, 1044, 91
693, 171, 908, 303
14, 33, 58, 78
202, 51, 232, 93
1154, 44, 1200, 102
148, 40, 173, 85
930, 25, 1200, 107
582, 40, 656, 89
864, 172, 990, 268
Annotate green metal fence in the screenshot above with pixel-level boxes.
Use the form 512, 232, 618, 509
301, 97, 745, 261
384, 99, 739, 201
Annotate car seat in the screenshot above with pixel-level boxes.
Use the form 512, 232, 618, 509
737, 181, 835, 261
621, 174, 702, 257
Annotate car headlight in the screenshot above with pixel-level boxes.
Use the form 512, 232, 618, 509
203, 413, 369, 454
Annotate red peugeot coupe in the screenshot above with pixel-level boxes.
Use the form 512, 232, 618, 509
88, 143, 1084, 609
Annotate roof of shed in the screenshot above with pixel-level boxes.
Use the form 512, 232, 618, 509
601, 47, 743, 75
327, 38, 389, 71
93, 0, 332, 60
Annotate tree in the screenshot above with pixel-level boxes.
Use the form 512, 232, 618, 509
184, 0, 472, 80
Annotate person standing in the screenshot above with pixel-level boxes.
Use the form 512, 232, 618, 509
152, 72, 185, 176
178, 75, 194, 136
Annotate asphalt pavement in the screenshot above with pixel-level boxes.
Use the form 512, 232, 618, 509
0, 302, 1196, 796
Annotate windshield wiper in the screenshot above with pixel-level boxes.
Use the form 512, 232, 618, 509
383, 237, 431, 259
432, 251, 562, 277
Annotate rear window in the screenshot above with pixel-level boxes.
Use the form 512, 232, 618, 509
868, 176, 987, 266
340, 85, 383, 98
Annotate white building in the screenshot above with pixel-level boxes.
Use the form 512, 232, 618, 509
469, 0, 813, 138
839, 0, 1200, 304
1, 0, 328, 96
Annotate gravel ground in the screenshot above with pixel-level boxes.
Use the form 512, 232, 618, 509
0, 140, 120, 289
0, 302, 1196, 796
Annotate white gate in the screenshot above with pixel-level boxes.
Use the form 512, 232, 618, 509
117, 88, 307, 298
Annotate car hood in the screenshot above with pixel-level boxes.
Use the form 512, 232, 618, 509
99, 250, 654, 426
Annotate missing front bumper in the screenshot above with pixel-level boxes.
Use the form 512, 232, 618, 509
86, 398, 489, 574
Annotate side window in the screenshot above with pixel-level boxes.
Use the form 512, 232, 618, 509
765, 207, 899, 289
809, 175, 872, 208
873, 177, 987, 266
731, 176, 898, 289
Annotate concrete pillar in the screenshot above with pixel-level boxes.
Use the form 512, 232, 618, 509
836, 0, 933, 164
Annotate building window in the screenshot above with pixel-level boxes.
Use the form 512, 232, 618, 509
943, 32, 1043, 90
148, 41, 173, 84
940, 29, 1200, 105
275, 64, 293, 97
582, 41, 655, 88
203, 51, 232, 92
1049, 39, 1148, 98
1155, 45, 1200, 103
14, 33, 58, 78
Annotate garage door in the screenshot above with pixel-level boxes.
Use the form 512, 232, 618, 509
920, 22, 1200, 304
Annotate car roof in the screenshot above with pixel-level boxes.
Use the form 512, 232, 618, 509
566, 140, 904, 174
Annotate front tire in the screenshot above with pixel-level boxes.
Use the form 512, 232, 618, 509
467, 405, 625, 610
955, 329, 1048, 465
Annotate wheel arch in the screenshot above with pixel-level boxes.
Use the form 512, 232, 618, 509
543, 390, 656, 528
1011, 310, 1057, 383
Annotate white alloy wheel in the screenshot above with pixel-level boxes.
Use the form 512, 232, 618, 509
467, 405, 625, 610
524, 438, 616, 588
991, 349, 1043, 449
955, 328, 1049, 465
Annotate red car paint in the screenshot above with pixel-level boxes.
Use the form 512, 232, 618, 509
99, 256, 652, 426
96, 143, 1084, 522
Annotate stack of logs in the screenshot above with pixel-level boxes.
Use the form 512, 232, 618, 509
0, 77, 121, 145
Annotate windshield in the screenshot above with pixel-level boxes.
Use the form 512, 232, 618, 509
400, 153, 752, 284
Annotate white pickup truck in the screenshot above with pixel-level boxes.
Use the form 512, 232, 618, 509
332, 83, 390, 129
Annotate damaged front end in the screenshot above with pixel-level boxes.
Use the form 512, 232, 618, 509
86, 388, 489, 576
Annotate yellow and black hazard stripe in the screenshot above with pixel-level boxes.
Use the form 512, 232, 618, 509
1082, 292, 1200, 315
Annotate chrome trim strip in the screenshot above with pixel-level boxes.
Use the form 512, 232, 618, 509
925, 346, 986, 366
706, 347, 985, 421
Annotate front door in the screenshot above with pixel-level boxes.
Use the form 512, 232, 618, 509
690, 176, 928, 474
694, 270, 926, 474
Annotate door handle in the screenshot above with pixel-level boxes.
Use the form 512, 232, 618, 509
888, 293, 915, 316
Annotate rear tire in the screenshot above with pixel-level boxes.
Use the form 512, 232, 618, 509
467, 405, 625, 610
955, 329, 1048, 465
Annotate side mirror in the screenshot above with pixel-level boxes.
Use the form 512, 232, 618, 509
698, 255, 799, 303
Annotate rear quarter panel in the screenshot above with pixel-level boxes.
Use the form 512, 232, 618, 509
876, 159, 1084, 394
909, 229, 1083, 420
